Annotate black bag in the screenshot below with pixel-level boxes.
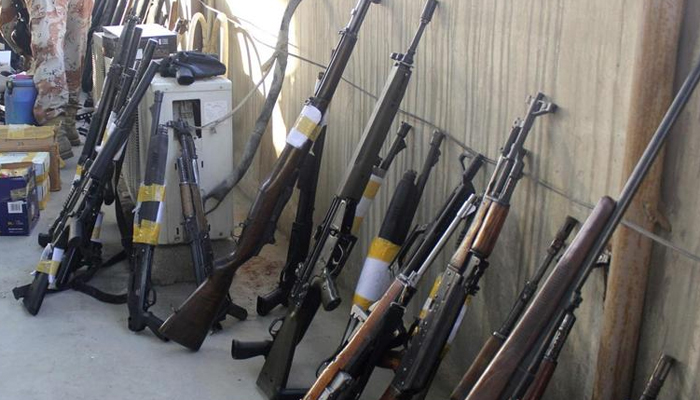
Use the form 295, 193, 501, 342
159, 52, 226, 85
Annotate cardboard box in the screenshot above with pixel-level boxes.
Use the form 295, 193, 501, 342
36, 178, 50, 210
0, 125, 61, 191
0, 152, 51, 209
0, 166, 39, 236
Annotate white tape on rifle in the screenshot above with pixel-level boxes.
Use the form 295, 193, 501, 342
352, 237, 401, 310
286, 105, 323, 149
351, 172, 384, 234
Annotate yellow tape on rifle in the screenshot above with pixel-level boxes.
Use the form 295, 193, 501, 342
367, 237, 401, 263
362, 179, 382, 200
352, 293, 374, 311
137, 184, 166, 204
293, 115, 320, 141
36, 260, 60, 276
133, 219, 161, 245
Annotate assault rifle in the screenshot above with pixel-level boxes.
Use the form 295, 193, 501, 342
13, 59, 160, 315
305, 154, 484, 400
379, 93, 556, 400
229, 3, 437, 398
158, 0, 381, 351
463, 54, 700, 400
342, 130, 444, 347
450, 216, 578, 400
256, 122, 411, 317
39, 16, 141, 248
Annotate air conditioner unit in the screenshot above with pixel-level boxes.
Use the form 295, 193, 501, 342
122, 75, 236, 245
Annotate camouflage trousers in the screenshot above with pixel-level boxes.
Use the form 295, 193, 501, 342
29, 0, 93, 125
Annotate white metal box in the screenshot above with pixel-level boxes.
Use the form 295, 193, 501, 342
123, 75, 235, 244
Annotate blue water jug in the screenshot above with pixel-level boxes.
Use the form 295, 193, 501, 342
6, 75, 37, 125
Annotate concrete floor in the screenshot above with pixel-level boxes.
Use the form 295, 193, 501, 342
0, 150, 451, 400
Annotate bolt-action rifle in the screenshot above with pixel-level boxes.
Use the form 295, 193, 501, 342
158, 0, 381, 351
450, 216, 578, 400
228, 4, 437, 399
379, 93, 556, 400
12, 58, 160, 316
305, 154, 484, 400
463, 55, 700, 400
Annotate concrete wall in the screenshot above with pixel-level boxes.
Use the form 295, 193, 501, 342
201, 0, 699, 398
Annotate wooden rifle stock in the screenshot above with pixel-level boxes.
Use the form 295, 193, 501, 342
464, 197, 615, 400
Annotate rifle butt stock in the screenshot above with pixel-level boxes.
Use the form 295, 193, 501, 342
159, 268, 234, 350
21, 272, 49, 316
465, 197, 616, 400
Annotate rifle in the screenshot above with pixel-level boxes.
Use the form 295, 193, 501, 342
304, 155, 484, 400
638, 355, 674, 400
379, 93, 556, 400
256, 121, 410, 317
450, 216, 578, 400
12, 59, 160, 315
463, 54, 700, 400
38, 16, 140, 248
255, 130, 326, 317
230, 4, 436, 398
159, 0, 381, 351
344, 130, 444, 345
173, 119, 248, 325
128, 91, 168, 340
506, 253, 609, 400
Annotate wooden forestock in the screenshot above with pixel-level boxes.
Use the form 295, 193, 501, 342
464, 197, 616, 400
472, 201, 510, 257
304, 280, 405, 399
449, 334, 505, 400
449, 197, 491, 268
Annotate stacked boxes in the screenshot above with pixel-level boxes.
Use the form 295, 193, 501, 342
0, 125, 61, 191
0, 152, 51, 209
0, 166, 39, 236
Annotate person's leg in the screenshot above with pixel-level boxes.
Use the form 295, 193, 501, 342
64, 0, 93, 145
30, 0, 73, 159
